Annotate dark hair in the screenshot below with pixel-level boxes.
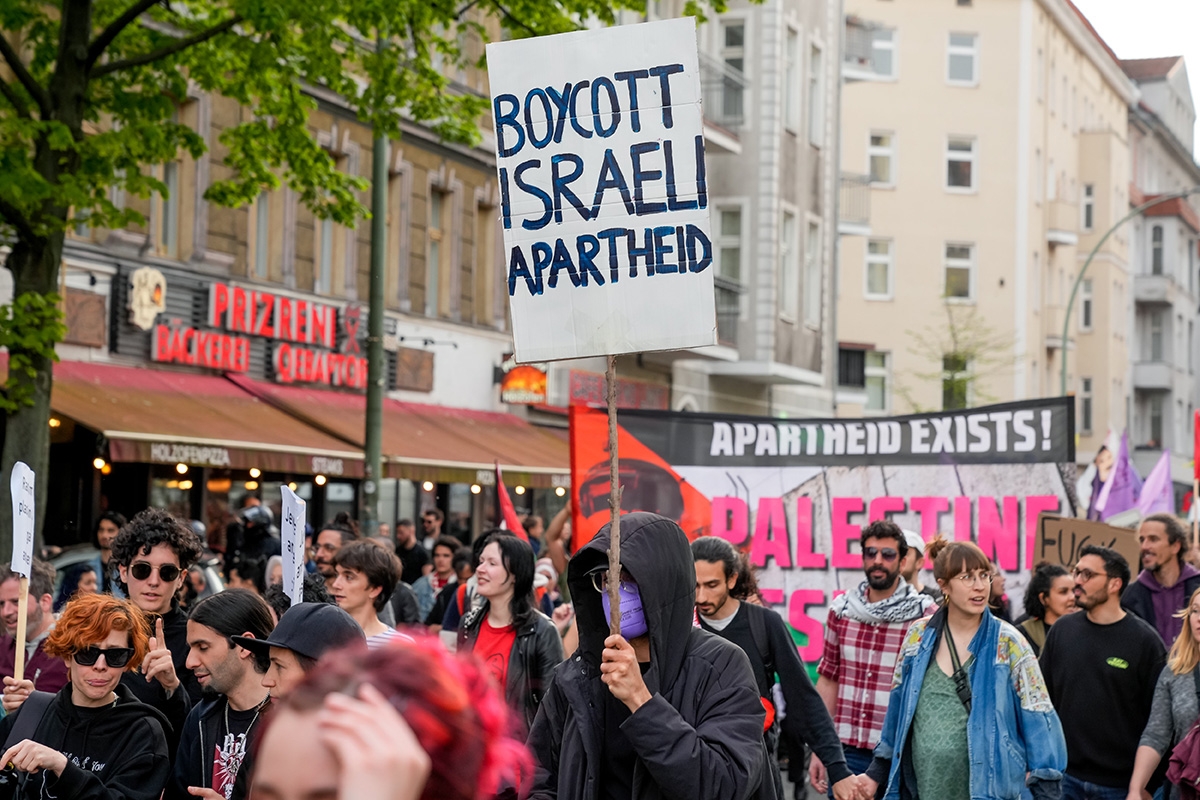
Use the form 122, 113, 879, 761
334, 540, 399, 612
860, 519, 908, 559
0, 558, 55, 603
481, 533, 535, 628
1079, 544, 1130, 593
228, 556, 267, 595
1023, 562, 1070, 620
1143, 513, 1189, 565
110, 508, 203, 594
190, 588, 275, 648
423, 509, 445, 523
473, 528, 512, 568
434, 536, 464, 556
265, 573, 334, 619
93, 511, 127, 542
317, 512, 359, 545
54, 562, 96, 612
690, 536, 759, 601
397, 518, 414, 529
522, 515, 543, 531
451, 547, 474, 575
927, 536, 990, 583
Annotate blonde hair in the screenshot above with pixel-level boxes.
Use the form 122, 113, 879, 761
1167, 586, 1200, 675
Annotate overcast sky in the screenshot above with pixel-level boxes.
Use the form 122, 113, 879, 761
1073, 0, 1200, 146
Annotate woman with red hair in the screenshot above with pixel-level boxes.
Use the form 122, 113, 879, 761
0, 592, 171, 799
249, 637, 531, 800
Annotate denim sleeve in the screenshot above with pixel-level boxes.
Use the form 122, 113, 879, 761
1006, 634, 1067, 782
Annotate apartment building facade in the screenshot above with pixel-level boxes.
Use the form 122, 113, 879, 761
837, 0, 1137, 468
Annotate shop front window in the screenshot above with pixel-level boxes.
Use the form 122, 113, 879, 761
325, 481, 355, 522
150, 466, 194, 522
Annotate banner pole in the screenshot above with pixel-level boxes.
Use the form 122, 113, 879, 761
13, 576, 28, 683
606, 355, 622, 637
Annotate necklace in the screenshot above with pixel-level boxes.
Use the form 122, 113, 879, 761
224, 692, 271, 741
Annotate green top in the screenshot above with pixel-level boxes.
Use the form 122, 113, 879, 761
911, 658, 971, 800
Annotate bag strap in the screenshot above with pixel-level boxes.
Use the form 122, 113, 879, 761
3, 690, 54, 751
745, 604, 776, 683
943, 621, 973, 714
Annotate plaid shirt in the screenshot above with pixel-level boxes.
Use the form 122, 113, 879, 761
817, 591, 934, 751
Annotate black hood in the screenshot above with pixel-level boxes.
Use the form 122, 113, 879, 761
567, 512, 696, 694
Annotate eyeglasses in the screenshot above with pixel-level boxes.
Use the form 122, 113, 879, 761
1072, 567, 1103, 582
953, 571, 991, 587
862, 547, 899, 563
589, 570, 637, 594
129, 562, 181, 582
73, 646, 134, 668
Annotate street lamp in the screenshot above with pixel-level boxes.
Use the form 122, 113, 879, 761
1060, 186, 1200, 396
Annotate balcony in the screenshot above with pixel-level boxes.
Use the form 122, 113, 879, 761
699, 52, 747, 155
1133, 361, 1173, 390
839, 173, 871, 236
1046, 201, 1078, 247
1134, 273, 1181, 306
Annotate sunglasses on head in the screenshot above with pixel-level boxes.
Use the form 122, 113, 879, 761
863, 546, 899, 563
73, 646, 134, 668
129, 562, 181, 582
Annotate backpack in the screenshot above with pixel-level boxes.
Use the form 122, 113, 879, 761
744, 604, 778, 733
2, 690, 54, 750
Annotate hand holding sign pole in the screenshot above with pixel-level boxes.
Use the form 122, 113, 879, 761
280, 486, 307, 608
9, 463, 35, 683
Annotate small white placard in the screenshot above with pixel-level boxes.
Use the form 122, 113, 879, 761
10, 462, 34, 577
280, 486, 307, 607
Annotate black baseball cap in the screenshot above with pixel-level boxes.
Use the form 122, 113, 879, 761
233, 603, 365, 662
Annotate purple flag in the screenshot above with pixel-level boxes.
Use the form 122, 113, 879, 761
1098, 432, 1143, 520
1137, 450, 1174, 516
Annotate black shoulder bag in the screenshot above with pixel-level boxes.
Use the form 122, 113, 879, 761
941, 621, 973, 714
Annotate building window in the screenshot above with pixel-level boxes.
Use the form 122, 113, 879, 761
866, 351, 889, 412
428, 190, 447, 317
804, 220, 822, 326
716, 208, 743, 283
1150, 311, 1164, 361
838, 348, 865, 388
865, 239, 893, 299
944, 242, 974, 299
1189, 238, 1195, 293
868, 132, 894, 186
945, 136, 976, 190
1079, 278, 1093, 331
153, 161, 179, 258
252, 192, 270, 279
1082, 184, 1094, 231
720, 21, 745, 123
1080, 377, 1093, 434
808, 44, 824, 147
947, 33, 978, 85
1150, 396, 1163, 446
784, 29, 799, 132
942, 353, 970, 410
1046, 158, 1057, 201
315, 215, 333, 294
779, 211, 798, 320
474, 203, 496, 325
871, 28, 896, 78
1152, 225, 1164, 275
1036, 48, 1044, 102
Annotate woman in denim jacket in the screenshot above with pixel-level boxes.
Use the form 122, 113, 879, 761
859, 539, 1067, 800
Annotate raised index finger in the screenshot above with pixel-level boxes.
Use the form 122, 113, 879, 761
156, 617, 165, 642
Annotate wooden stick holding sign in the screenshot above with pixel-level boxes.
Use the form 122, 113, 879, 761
606, 356, 622, 636
10, 462, 35, 683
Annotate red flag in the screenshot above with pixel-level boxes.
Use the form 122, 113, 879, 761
495, 462, 528, 542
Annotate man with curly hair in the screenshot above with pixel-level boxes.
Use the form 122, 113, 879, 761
111, 507, 205, 747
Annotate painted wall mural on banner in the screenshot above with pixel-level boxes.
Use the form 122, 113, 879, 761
570, 398, 1077, 661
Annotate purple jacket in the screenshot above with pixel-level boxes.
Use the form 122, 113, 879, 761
0, 631, 69, 693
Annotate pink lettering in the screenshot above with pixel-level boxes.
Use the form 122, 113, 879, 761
831, 497, 864, 569
794, 497, 827, 568
751, 497, 792, 569
978, 496, 1019, 570
711, 497, 749, 546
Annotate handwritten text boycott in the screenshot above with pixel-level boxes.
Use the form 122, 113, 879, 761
487, 18, 716, 362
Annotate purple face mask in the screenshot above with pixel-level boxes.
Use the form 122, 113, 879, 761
601, 579, 648, 639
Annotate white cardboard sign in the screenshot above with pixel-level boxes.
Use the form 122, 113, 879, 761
280, 486, 307, 607
9, 462, 34, 577
486, 17, 717, 363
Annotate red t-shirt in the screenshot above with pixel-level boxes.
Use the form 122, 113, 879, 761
474, 618, 517, 691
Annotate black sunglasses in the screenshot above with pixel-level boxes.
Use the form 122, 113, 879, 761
73, 646, 134, 668
863, 546, 899, 563
130, 562, 181, 582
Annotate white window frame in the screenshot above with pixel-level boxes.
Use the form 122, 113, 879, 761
870, 27, 897, 80
946, 32, 979, 86
1079, 377, 1093, 435
1151, 224, 1164, 275
865, 351, 890, 413
864, 238, 893, 300
1082, 184, 1094, 231
1079, 278, 1093, 332
943, 242, 975, 301
803, 216, 822, 327
714, 202, 746, 285
779, 209, 799, 322
807, 41, 824, 147
784, 27, 800, 133
945, 136, 977, 192
868, 131, 895, 187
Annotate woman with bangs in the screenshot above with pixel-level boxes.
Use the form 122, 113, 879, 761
0, 592, 171, 800
1127, 586, 1200, 800
860, 537, 1068, 800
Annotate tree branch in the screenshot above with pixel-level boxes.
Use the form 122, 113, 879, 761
93, 14, 242, 77
489, 1, 538, 36
0, 197, 35, 242
0, 34, 49, 117
0, 78, 31, 118
86, 0, 163, 70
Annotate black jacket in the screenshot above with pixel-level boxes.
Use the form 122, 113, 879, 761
459, 600, 562, 731
0, 682, 171, 800
1122, 571, 1200, 634
527, 513, 769, 800
119, 604, 197, 755
164, 695, 267, 800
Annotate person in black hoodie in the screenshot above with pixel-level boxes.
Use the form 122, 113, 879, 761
0, 592, 171, 800
527, 512, 770, 800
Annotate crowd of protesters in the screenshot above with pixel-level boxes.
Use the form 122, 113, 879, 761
0, 499, 1198, 800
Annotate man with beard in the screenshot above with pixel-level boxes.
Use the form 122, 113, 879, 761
809, 520, 936, 796
1041, 545, 1166, 800
0, 559, 68, 704
166, 589, 275, 800
1120, 513, 1200, 647
312, 514, 359, 590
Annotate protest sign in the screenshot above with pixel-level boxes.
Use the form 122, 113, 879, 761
9, 461, 34, 682
486, 17, 716, 363
280, 486, 307, 607
1033, 514, 1139, 571
570, 397, 1077, 662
